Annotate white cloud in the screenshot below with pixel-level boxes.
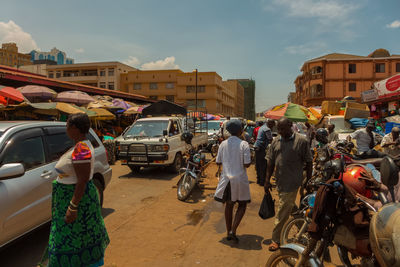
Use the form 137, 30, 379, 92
387, 20, 400, 29
0, 20, 38, 52
285, 42, 328, 55
123, 56, 141, 67
75, 48, 85, 53
141, 56, 179, 70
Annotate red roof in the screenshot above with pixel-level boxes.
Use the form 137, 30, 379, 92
0, 65, 152, 103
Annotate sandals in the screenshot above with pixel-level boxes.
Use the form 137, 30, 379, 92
268, 241, 280, 251
227, 232, 239, 243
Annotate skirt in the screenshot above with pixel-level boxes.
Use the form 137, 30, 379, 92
48, 180, 110, 267
214, 181, 251, 204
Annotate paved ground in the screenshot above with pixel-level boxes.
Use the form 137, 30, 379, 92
0, 160, 349, 267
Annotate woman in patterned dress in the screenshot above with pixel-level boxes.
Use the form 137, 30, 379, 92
48, 113, 109, 267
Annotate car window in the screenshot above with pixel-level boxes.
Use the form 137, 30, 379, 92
86, 132, 100, 148
2, 136, 46, 170
45, 133, 74, 162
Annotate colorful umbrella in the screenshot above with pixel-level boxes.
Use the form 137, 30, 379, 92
112, 98, 132, 110
124, 106, 141, 115
265, 102, 317, 123
17, 85, 57, 100
54, 91, 95, 105
0, 86, 25, 103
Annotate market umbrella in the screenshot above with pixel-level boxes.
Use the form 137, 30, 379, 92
124, 106, 142, 115
0, 96, 6, 105
54, 91, 95, 105
264, 102, 310, 122
56, 102, 86, 114
0, 86, 25, 103
89, 108, 116, 120
112, 98, 132, 110
17, 85, 57, 101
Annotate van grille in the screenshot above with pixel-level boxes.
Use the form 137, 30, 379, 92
129, 144, 146, 153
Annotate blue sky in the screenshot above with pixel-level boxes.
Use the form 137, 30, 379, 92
1, 0, 400, 112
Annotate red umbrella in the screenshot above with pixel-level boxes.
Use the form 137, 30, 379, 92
0, 86, 25, 103
0, 96, 6, 105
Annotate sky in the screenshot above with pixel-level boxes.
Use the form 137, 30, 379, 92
1, 0, 400, 112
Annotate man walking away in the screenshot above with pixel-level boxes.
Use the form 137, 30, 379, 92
381, 127, 400, 157
327, 124, 339, 143
214, 119, 252, 243
265, 118, 312, 251
254, 120, 273, 186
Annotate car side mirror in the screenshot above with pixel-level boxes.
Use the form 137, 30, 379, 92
163, 130, 168, 136
0, 163, 25, 180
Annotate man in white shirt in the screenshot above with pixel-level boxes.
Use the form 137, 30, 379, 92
381, 127, 400, 156
347, 121, 383, 158
327, 124, 339, 143
214, 119, 251, 243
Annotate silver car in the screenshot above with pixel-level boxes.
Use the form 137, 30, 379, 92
0, 121, 112, 248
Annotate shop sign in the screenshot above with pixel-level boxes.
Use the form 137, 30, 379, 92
361, 89, 379, 102
374, 74, 400, 99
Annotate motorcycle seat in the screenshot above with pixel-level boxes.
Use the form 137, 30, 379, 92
351, 158, 383, 166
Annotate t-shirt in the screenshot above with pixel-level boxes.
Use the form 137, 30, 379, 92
350, 129, 374, 154
267, 133, 312, 193
55, 140, 95, 184
327, 131, 339, 143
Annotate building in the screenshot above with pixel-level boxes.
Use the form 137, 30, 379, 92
45, 62, 137, 90
120, 69, 242, 117
223, 80, 245, 118
30, 48, 74, 65
229, 79, 255, 121
0, 43, 32, 67
0, 65, 151, 104
294, 48, 400, 107
288, 92, 297, 103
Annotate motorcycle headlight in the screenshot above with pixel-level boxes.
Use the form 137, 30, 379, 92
151, 144, 169, 152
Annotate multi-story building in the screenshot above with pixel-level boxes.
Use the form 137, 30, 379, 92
120, 69, 241, 117
294, 49, 400, 107
0, 43, 32, 67
45, 62, 137, 90
30, 48, 74, 65
223, 80, 245, 118
229, 79, 255, 121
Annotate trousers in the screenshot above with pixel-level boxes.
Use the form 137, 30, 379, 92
255, 147, 267, 185
272, 189, 298, 243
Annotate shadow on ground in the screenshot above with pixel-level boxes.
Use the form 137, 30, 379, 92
219, 234, 264, 250
102, 207, 115, 218
119, 166, 177, 181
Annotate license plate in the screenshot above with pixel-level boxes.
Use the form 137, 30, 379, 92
131, 156, 147, 162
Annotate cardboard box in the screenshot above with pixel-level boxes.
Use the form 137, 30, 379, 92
321, 101, 341, 115
345, 102, 369, 111
344, 102, 370, 119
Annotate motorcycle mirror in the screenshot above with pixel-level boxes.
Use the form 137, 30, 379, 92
380, 156, 399, 188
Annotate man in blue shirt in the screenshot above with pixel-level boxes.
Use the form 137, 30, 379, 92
254, 119, 274, 185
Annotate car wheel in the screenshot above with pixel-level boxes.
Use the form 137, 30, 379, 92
129, 165, 141, 173
93, 178, 104, 207
170, 153, 182, 173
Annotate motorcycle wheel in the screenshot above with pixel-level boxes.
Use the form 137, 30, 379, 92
177, 173, 196, 201
337, 246, 354, 267
211, 144, 219, 158
265, 248, 299, 267
280, 217, 310, 246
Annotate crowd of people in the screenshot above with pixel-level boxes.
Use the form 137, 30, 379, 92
213, 117, 400, 252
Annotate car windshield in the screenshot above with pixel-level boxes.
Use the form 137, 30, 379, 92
330, 117, 353, 133
207, 121, 221, 130
124, 120, 169, 138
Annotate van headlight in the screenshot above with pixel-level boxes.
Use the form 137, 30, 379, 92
151, 144, 169, 152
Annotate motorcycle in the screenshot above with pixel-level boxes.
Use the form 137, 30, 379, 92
177, 146, 206, 201
266, 155, 400, 267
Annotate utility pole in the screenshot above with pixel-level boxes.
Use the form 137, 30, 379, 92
195, 68, 198, 113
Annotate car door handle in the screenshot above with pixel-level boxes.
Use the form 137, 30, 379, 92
40, 170, 53, 179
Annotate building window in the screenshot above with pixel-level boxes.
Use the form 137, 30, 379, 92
166, 95, 175, 102
165, 82, 174, 89
187, 99, 205, 108
134, 83, 141, 90
149, 96, 158, 100
56, 72, 61, 78
108, 82, 115, 90
349, 83, 356, 92
396, 63, 400, 72
108, 68, 114, 76
150, 83, 158, 89
349, 64, 356, 73
99, 82, 106, 88
99, 69, 106, 76
186, 85, 205, 93
48, 72, 54, 78
375, 63, 385, 73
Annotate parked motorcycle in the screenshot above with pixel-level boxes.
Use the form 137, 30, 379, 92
210, 134, 221, 158
266, 155, 400, 267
